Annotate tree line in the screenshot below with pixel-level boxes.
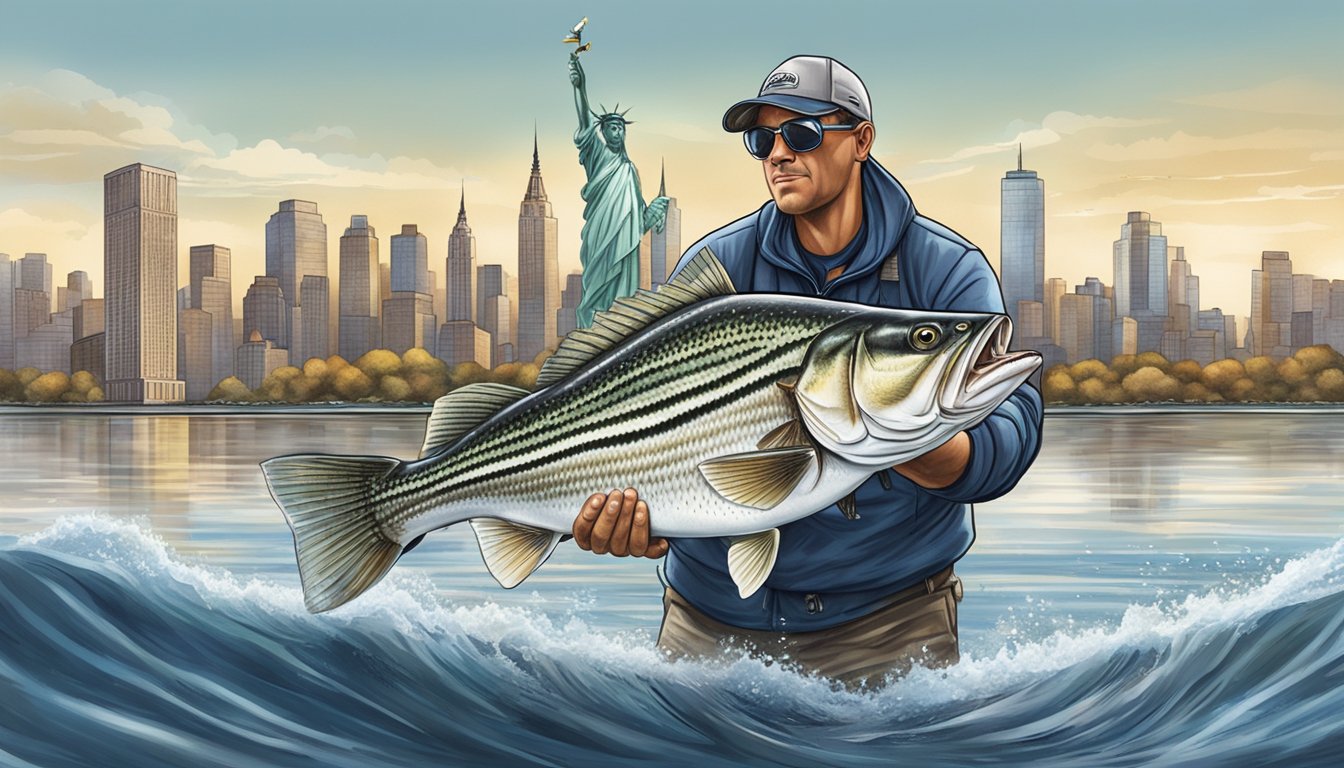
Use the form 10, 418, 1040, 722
1043, 345, 1344, 404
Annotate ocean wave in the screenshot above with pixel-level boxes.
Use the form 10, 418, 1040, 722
2, 515, 1342, 767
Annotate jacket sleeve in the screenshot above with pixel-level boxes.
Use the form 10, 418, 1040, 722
920, 246, 1044, 504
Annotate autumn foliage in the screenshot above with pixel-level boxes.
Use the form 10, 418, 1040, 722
206, 348, 542, 403
0, 368, 105, 403
1043, 345, 1344, 404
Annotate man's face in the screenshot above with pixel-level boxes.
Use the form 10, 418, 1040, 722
754, 105, 870, 216
601, 119, 626, 151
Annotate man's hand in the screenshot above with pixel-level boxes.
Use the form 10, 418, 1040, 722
572, 488, 668, 558
643, 196, 670, 233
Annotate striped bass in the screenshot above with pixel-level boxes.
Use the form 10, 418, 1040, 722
263, 250, 1041, 613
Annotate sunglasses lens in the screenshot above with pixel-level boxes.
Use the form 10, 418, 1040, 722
744, 128, 775, 160
780, 119, 824, 152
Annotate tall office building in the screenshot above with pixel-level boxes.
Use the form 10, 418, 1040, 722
1000, 147, 1045, 342
477, 264, 512, 366
17, 253, 53, 307
1252, 251, 1293, 357
242, 276, 288, 349
235, 330, 289, 390
1044, 277, 1066, 344
265, 200, 327, 352
177, 308, 214, 401
1076, 277, 1114, 363
0, 254, 13, 369
1058, 294, 1095, 363
381, 291, 436, 355
104, 163, 184, 403
189, 244, 234, 388
296, 275, 330, 365
1112, 211, 1169, 353
339, 215, 381, 362
649, 163, 683, 287
558, 272, 583, 340
391, 224, 431, 294
517, 135, 560, 362
60, 271, 92, 311
447, 188, 477, 323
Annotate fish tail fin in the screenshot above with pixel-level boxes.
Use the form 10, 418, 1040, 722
261, 454, 403, 613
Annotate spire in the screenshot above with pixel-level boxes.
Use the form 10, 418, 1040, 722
531, 125, 540, 174
455, 179, 469, 228
524, 129, 548, 202
658, 158, 666, 198
1017, 143, 1023, 172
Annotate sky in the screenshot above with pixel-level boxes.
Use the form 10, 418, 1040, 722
0, 0, 1340, 325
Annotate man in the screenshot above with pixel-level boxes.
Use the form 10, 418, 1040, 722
571, 55, 1043, 686
569, 53, 670, 328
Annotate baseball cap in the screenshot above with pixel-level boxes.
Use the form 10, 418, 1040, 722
722, 55, 873, 132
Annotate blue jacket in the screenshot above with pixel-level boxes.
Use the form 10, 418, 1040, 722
664, 158, 1044, 632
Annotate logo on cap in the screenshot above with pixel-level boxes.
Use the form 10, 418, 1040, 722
763, 71, 799, 90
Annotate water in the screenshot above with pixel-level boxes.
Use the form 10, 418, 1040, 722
1, 406, 1342, 766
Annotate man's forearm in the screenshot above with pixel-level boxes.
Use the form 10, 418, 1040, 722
891, 431, 970, 490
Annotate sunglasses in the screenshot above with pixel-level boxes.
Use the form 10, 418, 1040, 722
743, 117, 857, 160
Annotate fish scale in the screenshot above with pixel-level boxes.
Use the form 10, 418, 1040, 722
262, 248, 1040, 612
374, 299, 840, 540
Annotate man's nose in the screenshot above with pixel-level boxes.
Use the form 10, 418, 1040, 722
767, 133, 795, 165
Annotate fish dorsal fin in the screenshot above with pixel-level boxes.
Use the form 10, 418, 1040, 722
421, 383, 531, 458
697, 446, 816, 510
534, 247, 735, 389
469, 518, 564, 589
727, 529, 780, 598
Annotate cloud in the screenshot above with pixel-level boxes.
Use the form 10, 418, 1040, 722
1177, 79, 1344, 117
187, 139, 459, 192
1088, 129, 1342, 162
921, 110, 1165, 165
289, 125, 356, 143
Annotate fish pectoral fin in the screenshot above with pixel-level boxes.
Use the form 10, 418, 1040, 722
697, 446, 815, 510
727, 529, 780, 599
757, 418, 809, 450
469, 519, 564, 589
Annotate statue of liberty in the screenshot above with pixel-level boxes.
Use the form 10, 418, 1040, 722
568, 51, 669, 329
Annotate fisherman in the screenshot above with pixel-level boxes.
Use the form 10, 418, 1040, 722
571, 55, 1043, 686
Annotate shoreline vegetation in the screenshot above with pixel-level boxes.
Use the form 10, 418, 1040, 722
2, 345, 1343, 407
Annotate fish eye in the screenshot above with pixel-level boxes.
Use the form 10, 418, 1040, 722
911, 325, 940, 350
954, 322, 969, 333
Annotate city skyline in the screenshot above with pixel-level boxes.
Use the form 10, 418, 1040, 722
0, 2, 1336, 326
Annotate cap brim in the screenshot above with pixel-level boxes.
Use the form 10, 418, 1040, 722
722, 95, 842, 132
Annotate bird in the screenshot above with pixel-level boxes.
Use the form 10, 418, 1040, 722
563, 17, 588, 44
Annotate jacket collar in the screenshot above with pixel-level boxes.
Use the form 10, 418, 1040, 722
755, 159, 916, 290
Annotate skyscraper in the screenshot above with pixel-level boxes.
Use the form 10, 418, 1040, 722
1113, 211, 1169, 353
177, 308, 213, 401
242, 276, 288, 349
447, 187, 477, 323
1000, 147, 1045, 341
189, 244, 234, 388
1253, 251, 1293, 357
339, 215, 380, 362
476, 263, 512, 366
297, 275, 330, 365
265, 200, 327, 352
390, 224, 430, 294
0, 254, 13, 369
517, 134, 560, 363
649, 162, 683, 288
558, 272, 584, 340
17, 253, 53, 307
60, 271, 92, 311
103, 163, 185, 403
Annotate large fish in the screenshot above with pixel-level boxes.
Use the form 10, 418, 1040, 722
263, 250, 1041, 613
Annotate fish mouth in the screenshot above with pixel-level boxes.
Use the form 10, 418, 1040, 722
943, 316, 1041, 411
